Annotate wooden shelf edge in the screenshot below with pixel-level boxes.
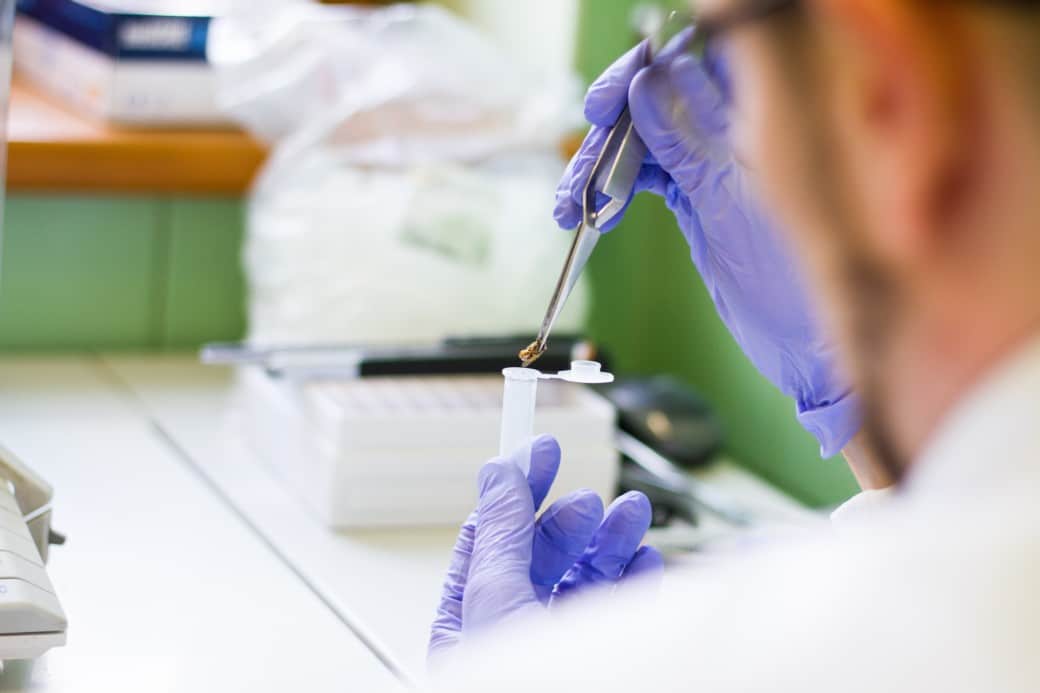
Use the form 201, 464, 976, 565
8, 141, 266, 195
7, 76, 268, 195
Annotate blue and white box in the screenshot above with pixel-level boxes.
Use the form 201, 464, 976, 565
14, 0, 231, 126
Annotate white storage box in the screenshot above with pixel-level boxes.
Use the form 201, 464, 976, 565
235, 368, 619, 528
14, 0, 230, 126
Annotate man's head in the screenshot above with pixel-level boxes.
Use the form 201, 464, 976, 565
701, 0, 1040, 477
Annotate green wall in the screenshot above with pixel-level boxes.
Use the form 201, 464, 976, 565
0, 195, 246, 350
575, 0, 858, 505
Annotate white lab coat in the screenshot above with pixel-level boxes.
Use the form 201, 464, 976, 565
431, 334, 1040, 692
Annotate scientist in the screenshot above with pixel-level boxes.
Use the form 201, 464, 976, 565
426, 0, 1040, 689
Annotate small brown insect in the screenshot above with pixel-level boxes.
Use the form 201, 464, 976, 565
518, 340, 545, 367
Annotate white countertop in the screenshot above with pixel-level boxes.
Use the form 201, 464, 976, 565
0, 354, 814, 690
0, 357, 400, 692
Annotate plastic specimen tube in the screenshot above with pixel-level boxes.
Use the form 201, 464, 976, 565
499, 367, 540, 475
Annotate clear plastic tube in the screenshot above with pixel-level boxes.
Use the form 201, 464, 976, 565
499, 367, 539, 475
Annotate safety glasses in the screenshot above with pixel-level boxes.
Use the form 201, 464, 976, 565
689, 0, 800, 57
689, 0, 1040, 55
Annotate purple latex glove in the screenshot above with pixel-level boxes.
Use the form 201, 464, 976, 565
428, 435, 662, 663
554, 34, 859, 457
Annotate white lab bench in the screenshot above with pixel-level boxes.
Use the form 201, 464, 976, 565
0, 355, 814, 691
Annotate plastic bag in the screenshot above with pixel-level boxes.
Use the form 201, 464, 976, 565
209, 3, 588, 345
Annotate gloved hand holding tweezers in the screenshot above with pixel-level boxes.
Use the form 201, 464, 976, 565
539, 25, 860, 458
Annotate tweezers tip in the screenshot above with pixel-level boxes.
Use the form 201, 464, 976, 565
518, 341, 544, 368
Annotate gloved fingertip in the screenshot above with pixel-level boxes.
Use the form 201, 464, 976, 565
628, 63, 673, 137
530, 434, 560, 460
527, 435, 562, 509
624, 545, 664, 579
668, 53, 701, 82
477, 456, 525, 495
553, 203, 581, 230
615, 545, 665, 597
557, 488, 605, 524
554, 177, 582, 229
605, 492, 654, 538
654, 25, 695, 64
637, 37, 652, 63
610, 490, 653, 522
530, 490, 603, 592
584, 90, 621, 127
564, 491, 652, 583
562, 128, 609, 210
584, 40, 651, 126
535, 490, 603, 550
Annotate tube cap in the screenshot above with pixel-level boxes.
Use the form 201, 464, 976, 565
552, 360, 614, 384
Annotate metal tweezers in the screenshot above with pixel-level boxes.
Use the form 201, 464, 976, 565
522, 13, 685, 367
520, 105, 648, 367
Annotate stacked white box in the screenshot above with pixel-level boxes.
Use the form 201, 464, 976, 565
236, 369, 619, 528
14, 11, 228, 127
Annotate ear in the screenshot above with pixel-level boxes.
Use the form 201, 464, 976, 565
810, 0, 969, 271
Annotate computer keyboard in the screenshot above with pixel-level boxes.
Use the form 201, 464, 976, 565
0, 476, 66, 659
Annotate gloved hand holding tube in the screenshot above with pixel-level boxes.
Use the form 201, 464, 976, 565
429, 24, 858, 672
555, 31, 860, 457
428, 435, 662, 665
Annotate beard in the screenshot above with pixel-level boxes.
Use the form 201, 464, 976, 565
763, 20, 912, 482
788, 63, 909, 481
835, 248, 909, 483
